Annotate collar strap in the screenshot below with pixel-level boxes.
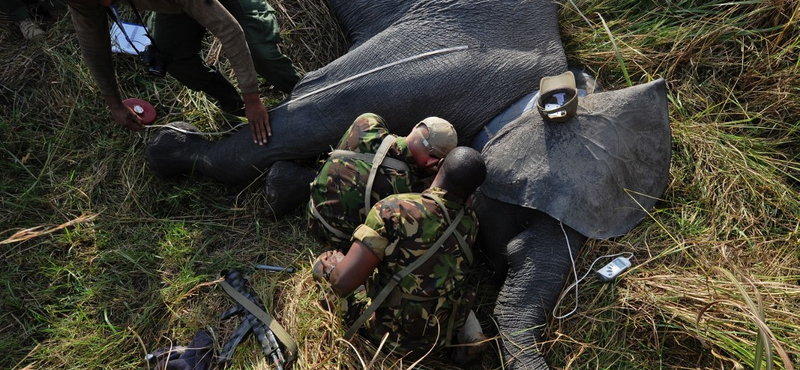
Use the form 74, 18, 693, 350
537, 71, 579, 123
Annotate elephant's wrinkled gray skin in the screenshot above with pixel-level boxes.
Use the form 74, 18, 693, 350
145, 1, 671, 368
480, 80, 671, 240
474, 79, 670, 369
145, 0, 566, 183
473, 194, 587, 369
470, 80, 670, 246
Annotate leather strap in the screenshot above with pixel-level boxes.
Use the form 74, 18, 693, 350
364, 136, 397, 213
344, 207, 465, 340
220, 280, 297, 363
330, 150, 410, 172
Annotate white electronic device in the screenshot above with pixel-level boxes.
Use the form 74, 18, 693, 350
595, 256, 631, 282
545, 103, 566, 119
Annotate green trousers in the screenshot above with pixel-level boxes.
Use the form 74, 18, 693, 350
0, 0, 64, 22
150, 0, 301, 110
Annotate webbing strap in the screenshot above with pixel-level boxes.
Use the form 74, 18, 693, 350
453, 231, 473, 265
219, 280, 297, 363
309, 201, 350, 240
344, 207, 465, 340
445, 298, 460, 346
420, 195, 469, 345
330, 150, 410, 172
364, 136, 397, 213
423, 193, 473, 265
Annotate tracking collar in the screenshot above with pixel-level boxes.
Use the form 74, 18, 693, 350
537, 71, 579, 123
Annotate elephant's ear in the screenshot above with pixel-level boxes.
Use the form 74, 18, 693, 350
480, 79, 671, 239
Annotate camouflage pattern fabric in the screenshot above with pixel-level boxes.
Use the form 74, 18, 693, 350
308, 113, 421, 249
351, 187, 478, 354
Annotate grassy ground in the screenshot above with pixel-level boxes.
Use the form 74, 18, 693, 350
1, 0, 798, 369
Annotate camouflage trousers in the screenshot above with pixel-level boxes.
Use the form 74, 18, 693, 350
307, 200, 357, 250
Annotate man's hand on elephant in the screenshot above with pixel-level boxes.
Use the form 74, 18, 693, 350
244, 92, 270, 146
104, 95, 144, 131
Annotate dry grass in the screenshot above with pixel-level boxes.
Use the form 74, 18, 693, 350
1, 0, 799, 369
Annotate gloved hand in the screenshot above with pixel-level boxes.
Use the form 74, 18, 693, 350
148, 330, 214, 370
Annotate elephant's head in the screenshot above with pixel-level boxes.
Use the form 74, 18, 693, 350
474, 79, 670, 368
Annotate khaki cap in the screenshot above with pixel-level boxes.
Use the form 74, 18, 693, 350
415, 117, 458, 158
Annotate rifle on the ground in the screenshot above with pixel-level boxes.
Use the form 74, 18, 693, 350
218, 269, 295, 369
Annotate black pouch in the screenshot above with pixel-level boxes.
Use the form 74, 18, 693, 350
140, 44, 167, 77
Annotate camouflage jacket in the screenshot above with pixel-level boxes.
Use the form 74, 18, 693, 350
308, 113, 422, 249
351, 187, 478, 354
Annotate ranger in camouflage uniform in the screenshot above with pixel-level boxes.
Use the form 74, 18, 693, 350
308, 112, 458, 250
314, 147, 488, 362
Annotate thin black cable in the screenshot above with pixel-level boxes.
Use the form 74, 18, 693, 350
106, 5, 143, 55
124, 0, 156, 45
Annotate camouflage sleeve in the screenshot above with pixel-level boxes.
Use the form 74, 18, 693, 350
337, 113, 390, 150
352, 224, 387, 260
352, 202, 393, 260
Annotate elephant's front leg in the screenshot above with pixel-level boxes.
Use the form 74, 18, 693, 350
495, 211, 586, 369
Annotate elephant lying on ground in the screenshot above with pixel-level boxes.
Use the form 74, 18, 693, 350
146, 0, 565, 182
145, 0, 671, 368
473, 79, 670, 369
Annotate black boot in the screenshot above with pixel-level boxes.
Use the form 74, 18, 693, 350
203, 72, 245, 117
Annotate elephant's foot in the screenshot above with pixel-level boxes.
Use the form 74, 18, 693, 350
264, 161, 316, 218
145, 122, 208, 178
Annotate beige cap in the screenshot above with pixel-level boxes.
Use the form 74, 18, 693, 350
414, 117, 458, 158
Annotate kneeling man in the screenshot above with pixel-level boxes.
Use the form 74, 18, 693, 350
314, 146, 487, 362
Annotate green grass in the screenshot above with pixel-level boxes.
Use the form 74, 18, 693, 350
2, 0, 799, 369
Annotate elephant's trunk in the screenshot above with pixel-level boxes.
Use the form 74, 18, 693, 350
494, 218, 585, 369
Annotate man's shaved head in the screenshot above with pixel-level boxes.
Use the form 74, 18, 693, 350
435, 147, 486, 198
